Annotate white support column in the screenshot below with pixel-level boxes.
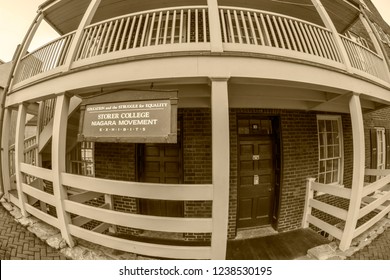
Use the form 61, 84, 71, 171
63, 0, 102, 70
1, 108, 12, 200
339, 93, 365, 251
302, 178, 316, 228
207, 0, 223, 52
210, 77, 230, 260
9, 12, 44, 89
310, 0, 353, 72
52, 94, 75, 247
15, 104, 28, 216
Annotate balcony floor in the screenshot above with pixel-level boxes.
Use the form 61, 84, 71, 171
226, 228, 330, 260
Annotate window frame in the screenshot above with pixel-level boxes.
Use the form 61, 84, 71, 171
316, 115, 344, 185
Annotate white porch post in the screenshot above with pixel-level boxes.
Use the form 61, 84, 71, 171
310, 0, 353, 72
1, 108, 12, 200
207, 0, 223, 52
9, 12, 44, 89
340, 93, 365, 251
15, 104, 28, 216
63, 0, 102, 70
210, 77, 230, 260
52, 93, 75, 247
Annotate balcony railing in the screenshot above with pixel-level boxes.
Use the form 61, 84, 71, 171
11, 5, 390, 87
340, 34, 389, 81
13, 32, 75, 84
219, 6, 342, 64
74, 6, 210, 63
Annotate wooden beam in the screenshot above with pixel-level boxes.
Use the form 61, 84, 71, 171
309, 92, 352, 111
340, 93, 365, 251
63, 0, 102, 70
310, 0, 353, 72
302, 178, 315, 228
1, 108, 11, 200
10, 12, 44, 90
207, 0, 223, 52
210, 77, 230, 260
15, 104, 28, 216
51, 94, 75, 247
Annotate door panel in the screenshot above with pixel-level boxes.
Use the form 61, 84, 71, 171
238, 136, 275, 228
139, 143, 183, 217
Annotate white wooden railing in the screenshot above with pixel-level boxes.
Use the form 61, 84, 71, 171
74, 6, 210, 62
10, 162, 214, 259
302, 178, 350, 241
340, 35, 389, 82
10, 6, 390, 87
38, 98, 56, 133
13, 32, 75, 84
303, 174, 390, 250
219, 6, 342, 64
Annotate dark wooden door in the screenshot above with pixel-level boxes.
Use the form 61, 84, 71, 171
238, 138, 274, 228
139, 143, 184, 217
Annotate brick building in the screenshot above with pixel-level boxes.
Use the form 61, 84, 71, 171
1, 0, 390, 259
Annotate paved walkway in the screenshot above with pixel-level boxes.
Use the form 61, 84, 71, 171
347, 227, 390, 260
0, 204, 67, 260
1, 200, 390, 260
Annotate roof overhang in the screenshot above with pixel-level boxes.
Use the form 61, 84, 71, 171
39, 0, 361, 35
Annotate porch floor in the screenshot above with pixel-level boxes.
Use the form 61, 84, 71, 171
226, 228, 330, 260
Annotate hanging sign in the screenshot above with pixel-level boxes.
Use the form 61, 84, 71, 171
78, 90, 178, 143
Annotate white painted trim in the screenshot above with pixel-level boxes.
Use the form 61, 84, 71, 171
63, 0, 102, 70
68, 225, 211, 259
61, 173, 213, 200
207, 0, 223, 52
20, 163, 53, 181
311, 181, 351, 199
310, 0, 352, 72
302, 178, 315, 228
316, 114, 344, 185
15, 104, 28, 216
1, 108, 12, 200
359, 191, 390, 218
340, 93, 365, 251
51, 94, 75, 247
309, 198, 348, 220
210, 77, 230, 260
64, 199, 212, 233
22, 182, 56, 206
307, 215, 343, 240
24, 204, 60, 229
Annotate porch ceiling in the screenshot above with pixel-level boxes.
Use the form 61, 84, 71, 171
40, 0, 360, 35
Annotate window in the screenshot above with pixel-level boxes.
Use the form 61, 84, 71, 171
69, 141, 95, 176
317, 116, 343, 184
376, 128, 386, 178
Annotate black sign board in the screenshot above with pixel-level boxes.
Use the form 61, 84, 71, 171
78, 90, 178, 143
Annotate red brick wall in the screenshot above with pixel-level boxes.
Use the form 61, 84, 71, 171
182, 109, 212, 242
92, 108, 354, 240
94, 142, 139, 235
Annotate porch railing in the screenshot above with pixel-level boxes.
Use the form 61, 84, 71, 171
74, 6, 210, 63
13, 32, 75, 84
340, 35, 389, 82
303, 174, 390, 250
10, 162, 214, 259
219, 6, 342, 64
10, 6, 390, 87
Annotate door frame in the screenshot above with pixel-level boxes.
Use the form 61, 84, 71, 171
236, 115, 281, 229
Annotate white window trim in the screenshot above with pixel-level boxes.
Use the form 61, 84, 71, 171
316, 115, 344, 186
